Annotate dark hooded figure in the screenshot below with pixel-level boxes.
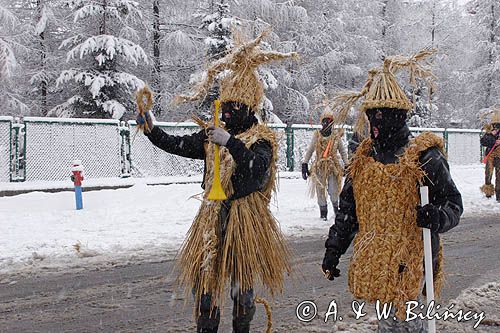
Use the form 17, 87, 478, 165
321, 50, 463, 332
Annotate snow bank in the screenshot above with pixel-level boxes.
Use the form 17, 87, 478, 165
0, 165, 498, 275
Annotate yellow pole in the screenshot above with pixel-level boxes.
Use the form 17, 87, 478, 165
208, 100, 228, 201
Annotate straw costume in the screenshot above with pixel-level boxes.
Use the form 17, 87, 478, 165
138, 30, 296, 333
480, 108, 500, 201
321, 49, 463, 331
302, 110, 348, 220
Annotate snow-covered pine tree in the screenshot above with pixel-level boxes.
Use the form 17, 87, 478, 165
468, 0, 499, 111
195, 0, 234, 114
291, 0, 383, 124
22, 0, 67, 116
31, 0, 51, 115
0, 2, 28, 115
0, 4, 17, 82
151, 0, 161, 116
406, 86, 436, 127
229, 0, 308, 123
50, 0, 148, 119
202, 0, 232, 61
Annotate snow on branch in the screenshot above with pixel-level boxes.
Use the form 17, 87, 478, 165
66, 35, 148, 66
72, 0, 141, 23
164, 30, 198, 58
0, 5, 17, 28
35, 5, 54, 36
29, 70, 50, 86
113, 72, 144, 91
0, 41, 16, 80
73, 4, 104, 23
102, 100, 126, 119
59, 35, 85, 50
56, 69, 144, 99
47, 95, 82, 118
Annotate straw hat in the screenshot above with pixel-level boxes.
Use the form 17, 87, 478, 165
176, 30, 298, 113
359, 61, 413, 112
492, 108, 500, 124
327, 48, 437, 134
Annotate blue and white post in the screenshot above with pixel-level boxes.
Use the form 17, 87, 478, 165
71, 160, 84, 210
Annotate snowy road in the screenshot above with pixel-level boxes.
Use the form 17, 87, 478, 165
0, 214, 499, 332
1, 165, 499, 276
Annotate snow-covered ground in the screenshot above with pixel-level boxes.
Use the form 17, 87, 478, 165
0, 164, 498, 275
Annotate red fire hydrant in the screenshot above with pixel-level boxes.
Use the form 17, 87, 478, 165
71, 160, 84, 210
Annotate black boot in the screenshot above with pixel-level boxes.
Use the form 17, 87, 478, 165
333, 202, 339, 216
196, 293, 220, 333
232, 289, 255, 333
320, 205, 328, 221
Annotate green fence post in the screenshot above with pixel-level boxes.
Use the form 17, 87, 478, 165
8, 118, 12, 182
10, 119, 25, 182
443, 129, 449, 154
13, 123, 18, 181
479, 131, 484, 162
119, 121, 132, 178
286, 125, 295, 171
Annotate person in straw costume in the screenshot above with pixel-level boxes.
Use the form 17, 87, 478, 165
302, 109, 348, 220
320, 49, 463, 332
480, 108, 500, 202
136, 30, 297, 333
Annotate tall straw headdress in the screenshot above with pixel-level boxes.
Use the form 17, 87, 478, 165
175, 29, 298, 113
490, 108, 500, 124
480, 107, 500, 131
481, 107, 500, 124
328, 48, 438, 135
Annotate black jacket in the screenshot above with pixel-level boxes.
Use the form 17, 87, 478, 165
348, 132, 363, 155
325, 126, 463, 268
144, 117, 273, 201
480, 132, 499, 155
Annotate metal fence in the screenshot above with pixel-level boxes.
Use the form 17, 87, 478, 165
128, 122, 289, 177
128, 121, 204, 177
0, 117, 12, 182
23, 118, 122, 181
0, 117, 485, 183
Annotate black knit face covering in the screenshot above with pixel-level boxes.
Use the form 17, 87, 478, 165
321, 117, 333, 137
366, 108, 407, 142
221, 101, 251, 130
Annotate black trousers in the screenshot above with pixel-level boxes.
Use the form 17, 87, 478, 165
195, 286, 256, 333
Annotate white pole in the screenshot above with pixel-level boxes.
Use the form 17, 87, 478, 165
419, 186, 436, 333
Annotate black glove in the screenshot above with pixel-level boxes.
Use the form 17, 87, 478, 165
416, 204, 440, 232
322, 249, 341, 281
301, 163, 310, 180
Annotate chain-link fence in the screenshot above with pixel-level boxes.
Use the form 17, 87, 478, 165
129, 121, 204, 177
269, 124, 288, 171
286, 125, 482, 171
0, 117, 12, 182
446, 129, 482, 165
0, 117, 486, 183
128, 122, 289, 177
23, 118, 122, 181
